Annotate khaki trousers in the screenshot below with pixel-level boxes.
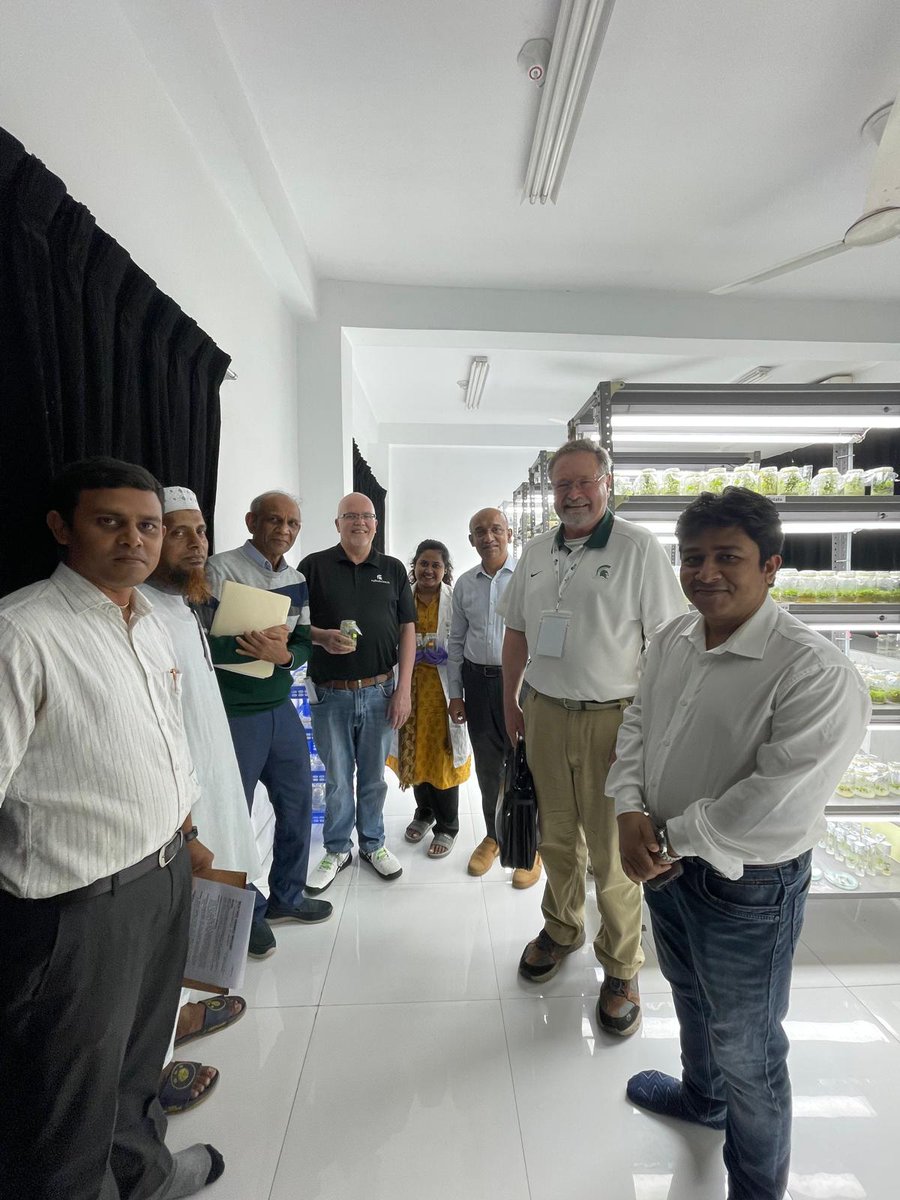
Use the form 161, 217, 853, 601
523, 689, 644, 978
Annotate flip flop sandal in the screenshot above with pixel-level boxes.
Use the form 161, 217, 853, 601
159, 1060, 219, 1116
174, 995, 247, 1049
427, 832, 458, 858
405, 818, 434, 844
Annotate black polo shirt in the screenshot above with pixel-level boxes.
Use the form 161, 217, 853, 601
298, 543, 416, 684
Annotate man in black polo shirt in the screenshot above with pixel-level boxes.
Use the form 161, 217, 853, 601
300, 493, 416, 891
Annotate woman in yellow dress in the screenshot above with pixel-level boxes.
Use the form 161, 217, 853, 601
387, 540, 471, 858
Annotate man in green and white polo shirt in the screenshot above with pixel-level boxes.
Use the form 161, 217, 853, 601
499, 439, 686, 1036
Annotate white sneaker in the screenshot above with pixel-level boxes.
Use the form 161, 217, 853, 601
360, 845, 403, 881
306, 850, 352, 894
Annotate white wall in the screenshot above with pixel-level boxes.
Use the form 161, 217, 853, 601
387, 445, 534, 576
0, 0, 302, 551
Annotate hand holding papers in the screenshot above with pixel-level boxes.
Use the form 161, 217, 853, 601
182, 869, 253, 993
210, 579, 291, 678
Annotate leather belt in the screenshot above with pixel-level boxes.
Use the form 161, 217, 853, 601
463, 660, 502, 678
27, 830, 185, 907
536, 691, 632, 712
319, 671, 392, 691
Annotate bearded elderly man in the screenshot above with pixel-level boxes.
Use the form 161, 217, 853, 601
206, 491, 331, 961
0, 457, 223, 1200
498, 439, 686, 1037
143, 487, 264, 1107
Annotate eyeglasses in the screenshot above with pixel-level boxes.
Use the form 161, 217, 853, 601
551, 475, 606, 494
339, 512, 377, 522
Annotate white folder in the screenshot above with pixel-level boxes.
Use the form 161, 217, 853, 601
209, 579, 291, 678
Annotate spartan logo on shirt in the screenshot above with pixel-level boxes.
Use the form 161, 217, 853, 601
371, 573, 390, 584
595, 563, 612, 579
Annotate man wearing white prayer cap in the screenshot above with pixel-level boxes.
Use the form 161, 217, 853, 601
142, 488, 264, 1110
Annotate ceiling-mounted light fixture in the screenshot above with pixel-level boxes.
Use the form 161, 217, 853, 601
523, 0, 618, 204
732, 366, 775, 385
458, 357, 489, 411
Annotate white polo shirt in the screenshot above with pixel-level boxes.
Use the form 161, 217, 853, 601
498, 511, 687, 702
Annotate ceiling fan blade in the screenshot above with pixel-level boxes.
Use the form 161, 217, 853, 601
864, 96, 900, 211
710, 241, 850, 295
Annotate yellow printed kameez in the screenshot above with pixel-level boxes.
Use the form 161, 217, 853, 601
387, 592, 471, 789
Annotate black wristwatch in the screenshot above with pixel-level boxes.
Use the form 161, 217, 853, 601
184, 826, 199, 844
654, 825, 681, 864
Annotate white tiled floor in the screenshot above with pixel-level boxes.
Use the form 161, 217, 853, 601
169, 779, 900, 1200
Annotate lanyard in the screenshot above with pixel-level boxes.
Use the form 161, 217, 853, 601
551, 542, 588, 609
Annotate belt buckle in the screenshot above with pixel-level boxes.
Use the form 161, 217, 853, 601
158, 831, 183, 868
562, 698, 580, 710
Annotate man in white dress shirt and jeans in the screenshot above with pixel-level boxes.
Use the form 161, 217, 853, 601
0, 458, 224, 1200
607, 487, 870, 1200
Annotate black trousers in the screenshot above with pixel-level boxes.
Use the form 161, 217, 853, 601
413, 782, 460, 837
0, 850, 192, 1200
461, 660, 507, 841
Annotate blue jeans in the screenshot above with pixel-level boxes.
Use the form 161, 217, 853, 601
310, 677, 395, 855
645, 851, 812, 1200
228, 701, 312, 911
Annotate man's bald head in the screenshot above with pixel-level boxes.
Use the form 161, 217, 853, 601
335, 493, 378, 559
336, 492, 373, 519
468, 507, 512, 572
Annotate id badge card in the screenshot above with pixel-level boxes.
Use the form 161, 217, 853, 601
536, 610, 571, 658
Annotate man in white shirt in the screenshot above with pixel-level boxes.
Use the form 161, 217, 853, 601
448, 507, 539, 885
499, 440, 686, 1036
144, 486, 264, 1106
607, 487, 870, 1200
0, 458, 224, 1200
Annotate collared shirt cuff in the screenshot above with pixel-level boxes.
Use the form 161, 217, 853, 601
613, 788, 645, 817
665, 814, 743, 880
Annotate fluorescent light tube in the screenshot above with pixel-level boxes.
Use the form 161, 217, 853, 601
461, 357, 489, 410
611, 414, 900, 430
612, 431, 856, 444
632, 520, 899, 537
524, 0, 618, 204
809, 623, 900, 632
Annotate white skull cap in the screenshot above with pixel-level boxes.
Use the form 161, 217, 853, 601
163, 486, 201, 514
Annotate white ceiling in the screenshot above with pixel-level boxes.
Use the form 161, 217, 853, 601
209, 0, 900, 300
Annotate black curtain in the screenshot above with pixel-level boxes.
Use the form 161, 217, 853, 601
352, 440, 386, 554
0, 127, 230, 597
763, 429, 899, 570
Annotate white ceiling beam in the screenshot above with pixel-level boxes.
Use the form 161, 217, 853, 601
379, 422, 559, 449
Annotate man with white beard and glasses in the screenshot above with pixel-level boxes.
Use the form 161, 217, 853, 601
499, 439, 685, 1036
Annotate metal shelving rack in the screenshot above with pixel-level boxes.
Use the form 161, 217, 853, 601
566, 380, 900, 900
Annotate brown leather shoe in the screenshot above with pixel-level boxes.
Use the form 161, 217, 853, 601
596, 973, 641, 1037
519, 927, 586, 982
512, 851, 542, 889
467, 837, 499, 877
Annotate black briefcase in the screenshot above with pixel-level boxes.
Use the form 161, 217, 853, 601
495, 740, 539, 870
